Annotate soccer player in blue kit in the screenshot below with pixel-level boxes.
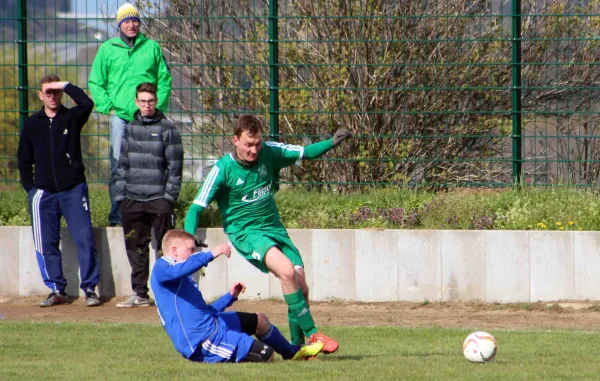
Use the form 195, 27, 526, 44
151, 229, 324, 363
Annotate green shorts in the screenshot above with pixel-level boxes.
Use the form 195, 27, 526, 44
227, 229, 303, 273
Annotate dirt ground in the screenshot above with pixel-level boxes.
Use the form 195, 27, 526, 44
2, 296, 600, 330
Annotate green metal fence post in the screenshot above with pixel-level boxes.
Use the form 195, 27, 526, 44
17, 0, 29, 131
268, 0, 280, 188
511, 0, 522, 185
268, 0, 279, 140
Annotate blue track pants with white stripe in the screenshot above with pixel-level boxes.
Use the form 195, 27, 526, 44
28, 182, 100, 293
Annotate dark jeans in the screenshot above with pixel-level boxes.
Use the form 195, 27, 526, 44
120, 198, 175, 297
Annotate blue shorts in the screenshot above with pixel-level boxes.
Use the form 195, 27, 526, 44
189, 312, 255, 363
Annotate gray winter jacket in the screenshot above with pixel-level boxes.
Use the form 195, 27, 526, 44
115, 110, 183, 204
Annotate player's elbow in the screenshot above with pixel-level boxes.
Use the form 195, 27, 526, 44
80, 99, 95, 113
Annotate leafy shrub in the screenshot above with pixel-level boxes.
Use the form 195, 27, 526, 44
0, 184, 599, 230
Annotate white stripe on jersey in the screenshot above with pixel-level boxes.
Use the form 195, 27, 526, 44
156, 300, 166, 326
265, 141, 304, 156
265, 141, 304, 164
160, 254, 199, 266
194, 165, 220, 207
160, 256, 176, 265
202, 339, 233, 359
174, 280, 195, 352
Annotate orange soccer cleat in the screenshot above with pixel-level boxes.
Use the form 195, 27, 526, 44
308, 332, 339, 354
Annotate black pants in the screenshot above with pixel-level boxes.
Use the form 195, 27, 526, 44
120, 198, 175, 297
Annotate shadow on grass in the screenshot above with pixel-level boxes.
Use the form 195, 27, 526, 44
319, 355, 373, 361
322, 353, 445, 361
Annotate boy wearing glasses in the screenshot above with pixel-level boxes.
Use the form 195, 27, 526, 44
114, 82, 183, 308
17, 75, 101, 307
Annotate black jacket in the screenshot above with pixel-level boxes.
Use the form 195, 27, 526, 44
17, 84, 94, 193
115, 109, 183, 204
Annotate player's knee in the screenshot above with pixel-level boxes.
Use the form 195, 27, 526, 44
255, 312, 270, 336
278, 266, 296, 284
266, 351, 275, 363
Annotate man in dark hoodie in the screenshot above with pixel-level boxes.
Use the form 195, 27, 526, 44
17, 75, 101, 307
114, 82, 183, 308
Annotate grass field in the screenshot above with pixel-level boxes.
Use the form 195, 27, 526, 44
2, 322, 600, 381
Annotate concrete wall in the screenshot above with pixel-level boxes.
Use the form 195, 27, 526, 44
2, 227, 598, 302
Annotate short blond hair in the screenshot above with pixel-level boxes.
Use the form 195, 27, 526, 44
161, 229, 195, 253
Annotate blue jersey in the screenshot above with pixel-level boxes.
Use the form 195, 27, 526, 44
150, 252, 236, 359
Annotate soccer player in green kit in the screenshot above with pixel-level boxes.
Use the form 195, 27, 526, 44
184, 115, 352, 354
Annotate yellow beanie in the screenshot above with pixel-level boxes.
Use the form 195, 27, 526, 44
116, 3, 140, 26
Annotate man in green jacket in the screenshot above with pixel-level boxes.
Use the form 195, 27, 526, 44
89, 3, 172, 226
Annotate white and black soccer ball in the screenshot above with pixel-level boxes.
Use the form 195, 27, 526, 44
462, 331, 497, 363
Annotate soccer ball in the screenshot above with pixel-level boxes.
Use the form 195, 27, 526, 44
462, 331, 497, 363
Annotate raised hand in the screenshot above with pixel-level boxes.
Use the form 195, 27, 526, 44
43, 82, 69, 91
332, 128, 353, 147
229, 281, 246, 298
211, 243, 231, 259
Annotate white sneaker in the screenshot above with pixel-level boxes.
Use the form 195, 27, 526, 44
116, 294, 154, 308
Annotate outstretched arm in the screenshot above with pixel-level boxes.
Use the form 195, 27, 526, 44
153, 244, 231, 283
153, 252, 215, 283
302, 139, 333, 159
303, 128, 353, 159
266, 128, 353, 169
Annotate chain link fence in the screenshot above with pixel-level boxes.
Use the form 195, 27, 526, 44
2, 0, 600, 189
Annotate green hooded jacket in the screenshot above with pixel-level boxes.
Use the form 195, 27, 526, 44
88, 33, 172, 121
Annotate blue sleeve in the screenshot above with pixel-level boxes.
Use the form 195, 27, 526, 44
210, 293, 237, 313
153, 252, 215, 283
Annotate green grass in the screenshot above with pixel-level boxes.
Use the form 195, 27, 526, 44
2, 322, 600, 380
3, 183, 600, 230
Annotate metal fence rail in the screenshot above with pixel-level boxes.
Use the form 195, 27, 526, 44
2, 0, 600, 189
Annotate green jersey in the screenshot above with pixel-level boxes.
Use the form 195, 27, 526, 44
184, 138, 334, 236
191, 142, 303, 235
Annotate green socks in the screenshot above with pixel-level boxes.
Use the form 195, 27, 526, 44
288, 307, 305, 346
284, 289, 318, 338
